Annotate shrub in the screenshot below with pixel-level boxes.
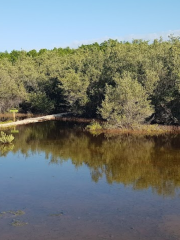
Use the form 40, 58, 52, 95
98, 72, 153, 128
86, 120, 102, 131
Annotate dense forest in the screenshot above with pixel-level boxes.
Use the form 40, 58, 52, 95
1, 36, 180, 127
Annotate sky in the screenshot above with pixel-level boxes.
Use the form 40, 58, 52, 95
0, 0, 180, 52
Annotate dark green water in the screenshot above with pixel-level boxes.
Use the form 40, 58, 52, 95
1, 121, 180, 240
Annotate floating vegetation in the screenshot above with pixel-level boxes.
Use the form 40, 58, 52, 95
0, 131, 14, 144
49, 211, 64, 217
0, 210, 27, 227
0, 210, 25, 217
11, 219, 28, 227
8, 210, 25, 216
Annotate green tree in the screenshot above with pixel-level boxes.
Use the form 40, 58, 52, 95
59, 70, 89, 114
28, 92, 55, 113
99, 73, 153, 127
0, 60, 27, 112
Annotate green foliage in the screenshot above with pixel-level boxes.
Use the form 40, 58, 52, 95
10, 50, 21, 63
27, 49, 38, 58
1, 36, 180, 125
28, 92, 55, 113
0, 63, 27, 112
86, 120, 102, 131
60, 70, 89, 113
99, 73, 153, 127
0, 131, 14, 144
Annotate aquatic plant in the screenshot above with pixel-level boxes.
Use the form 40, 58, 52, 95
0, 131, 14, 144
11, 219, 28, 227
0, 210, 27, 227
8, 210, 25, 216
0, 210, 25, 216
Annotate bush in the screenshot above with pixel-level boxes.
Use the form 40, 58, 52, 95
98, 73, 153, 128
86, 120, 102, 131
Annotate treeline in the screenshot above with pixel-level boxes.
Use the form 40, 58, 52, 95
1, 36, 180, 126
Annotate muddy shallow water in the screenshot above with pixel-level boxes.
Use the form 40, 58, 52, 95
1, 121, 180, 240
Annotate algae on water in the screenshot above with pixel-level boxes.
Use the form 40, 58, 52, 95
11, 219, 28, 227
49, 211, 64, 217
0, 210, 25, 216
8, 210, 25, 216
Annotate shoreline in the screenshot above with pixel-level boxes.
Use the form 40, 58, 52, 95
1, 113, 180, 135
86, 126, 180, 136
0, 113, 69, 129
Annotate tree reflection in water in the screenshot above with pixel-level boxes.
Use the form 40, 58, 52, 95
2, 121, 180, 197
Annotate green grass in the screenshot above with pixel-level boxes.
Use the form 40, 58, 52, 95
0, 120, 13, 124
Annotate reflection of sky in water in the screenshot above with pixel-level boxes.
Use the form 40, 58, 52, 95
1, 122, 180, 239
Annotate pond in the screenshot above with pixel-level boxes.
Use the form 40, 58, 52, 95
0, 121, 180, 240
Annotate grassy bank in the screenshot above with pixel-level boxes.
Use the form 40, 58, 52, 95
85, 121, 180, 136
1, 113, 180, 136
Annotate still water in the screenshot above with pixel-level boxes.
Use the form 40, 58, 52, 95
1, 121, 180, 240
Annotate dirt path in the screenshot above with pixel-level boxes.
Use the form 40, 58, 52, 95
0, 113, 69, 128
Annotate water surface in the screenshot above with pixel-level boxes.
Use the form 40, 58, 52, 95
1, 121, 180, 240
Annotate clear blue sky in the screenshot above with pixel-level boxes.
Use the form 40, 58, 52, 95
1, 0, 180, 52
